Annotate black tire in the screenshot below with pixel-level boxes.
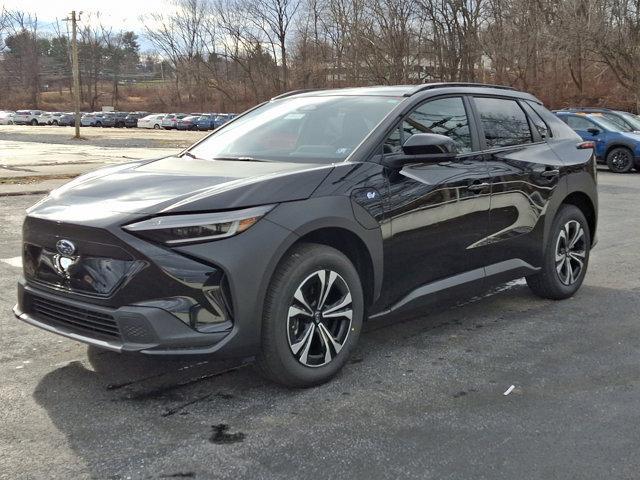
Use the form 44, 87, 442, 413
606, 146, 634, 173
256, 243, 364, 388
527, 204, 591, 300
52, 120, 58, 126
30, 119, 37, 126
95, 121, 102, 127
153, 124, 160, 130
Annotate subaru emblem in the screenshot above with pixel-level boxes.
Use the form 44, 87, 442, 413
56, 239, 76, 256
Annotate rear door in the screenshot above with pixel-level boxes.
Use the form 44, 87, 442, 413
381, 95, 492, 308
472, 96, 563, 272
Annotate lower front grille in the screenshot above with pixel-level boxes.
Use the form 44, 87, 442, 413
31, 296, 120, 340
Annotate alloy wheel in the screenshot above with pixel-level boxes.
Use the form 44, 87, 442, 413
555, 220, 586, 285
287, 269, 353, 368
609, 150, 632, 172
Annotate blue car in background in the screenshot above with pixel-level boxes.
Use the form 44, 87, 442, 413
555, 111, 640, 173
213, 113, 236, 128
195, 113, 217, 131
556, 107, 640, 133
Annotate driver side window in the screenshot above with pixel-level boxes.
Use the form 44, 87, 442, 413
383, 97, 473, 155
566, 116, 595, 131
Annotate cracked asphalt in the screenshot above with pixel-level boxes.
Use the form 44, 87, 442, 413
1, 169, 640, 479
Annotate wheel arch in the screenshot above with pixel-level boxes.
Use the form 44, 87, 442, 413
560, 191, 597, 243
285, 226, 376, 309
604, 142, 634, 159
263, 197, 384, 312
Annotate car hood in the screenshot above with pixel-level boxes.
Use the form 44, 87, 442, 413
619, 131, 640, 141
28, 156, 334, 224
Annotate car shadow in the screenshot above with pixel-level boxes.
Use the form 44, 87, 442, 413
32, 281, 619, 478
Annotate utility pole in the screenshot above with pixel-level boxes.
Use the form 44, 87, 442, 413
67, 11, 81, 139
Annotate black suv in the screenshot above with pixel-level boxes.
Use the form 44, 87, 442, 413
14, 84, 598, 387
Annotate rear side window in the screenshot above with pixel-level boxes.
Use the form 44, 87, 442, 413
565, 115, 594, 130
474, 97, 532, 148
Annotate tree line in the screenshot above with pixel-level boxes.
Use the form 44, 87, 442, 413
2, 0, 640, 113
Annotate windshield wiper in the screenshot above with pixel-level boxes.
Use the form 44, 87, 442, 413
211, 156, 265, 162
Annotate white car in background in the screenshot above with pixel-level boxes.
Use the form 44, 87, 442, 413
37, 112, 64, 125
0, 110, 15, 125
13, 110, 44, 125
137, 114, 166, 129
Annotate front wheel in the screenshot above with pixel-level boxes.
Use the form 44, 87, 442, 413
527, 205, 591, 300
153, 124, 160, 130
256, 243, 364, 388
606, 147, 634, 173
30, 119, 38, 126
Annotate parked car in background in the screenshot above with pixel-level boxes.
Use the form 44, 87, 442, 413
557, 107, 640, 133
0, 110, 15, 125
162, 113, 188, 129
556, 111, 640, 173
13, 110, 44, 125
112, 112, 129, 128
194, 113, 218, 130
213, 113, 236, 129
137, 114, 166, 129
176, 115, 201, 130
124, 111, 149, 128
57, 113, 75, 126
38, 112, 64, 126
81, 112, 115, 127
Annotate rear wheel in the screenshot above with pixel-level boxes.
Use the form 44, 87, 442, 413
95, 121, 102, 127
606, 147, 634, 173
256, 243, 363, 388
527, 205, 590, 300
30, 119, 37, 126
153, 124, 160, 129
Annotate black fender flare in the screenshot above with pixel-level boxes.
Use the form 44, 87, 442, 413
262, 195, 384, 306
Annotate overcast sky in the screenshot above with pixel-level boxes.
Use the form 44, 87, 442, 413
3, 0, 166, 47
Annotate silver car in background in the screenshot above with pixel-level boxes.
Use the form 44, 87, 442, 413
13, 110, 43, 125
161, 113, 187, 129
137, 114, 166, 129
0, 110, 15, 125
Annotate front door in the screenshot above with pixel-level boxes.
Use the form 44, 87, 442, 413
381, 96, 492, 310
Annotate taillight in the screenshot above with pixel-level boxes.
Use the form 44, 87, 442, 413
577, 141, 595, 149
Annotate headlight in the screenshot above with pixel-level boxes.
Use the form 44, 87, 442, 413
123, 205, 275, 245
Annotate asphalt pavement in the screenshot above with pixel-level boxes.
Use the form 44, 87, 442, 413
1, 170, 640, 480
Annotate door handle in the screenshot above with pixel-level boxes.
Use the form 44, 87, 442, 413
467, 182, 490, 192
541, 169, 560, 178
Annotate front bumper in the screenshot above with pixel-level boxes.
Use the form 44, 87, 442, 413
15, 280, 231, 355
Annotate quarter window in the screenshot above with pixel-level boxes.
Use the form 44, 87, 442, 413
383, 96, 472, 154
474, 97, 533, 148
521, 101, 549, 138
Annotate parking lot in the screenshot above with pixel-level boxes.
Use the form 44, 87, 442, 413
0, 125, 206, 191
1, 126, 640, 479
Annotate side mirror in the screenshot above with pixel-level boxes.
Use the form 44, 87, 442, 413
382, 133, 459, 169
587, 127, 600, 136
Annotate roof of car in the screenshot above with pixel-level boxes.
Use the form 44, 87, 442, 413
272, 83, 540, 103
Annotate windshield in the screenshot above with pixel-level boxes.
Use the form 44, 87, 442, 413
616, 112, 640, 131
189, 95, 401, 163
589, 115, 625, 132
